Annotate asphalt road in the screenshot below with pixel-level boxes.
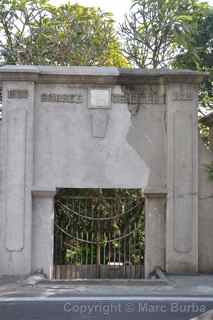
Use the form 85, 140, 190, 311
1, 296, 213, 320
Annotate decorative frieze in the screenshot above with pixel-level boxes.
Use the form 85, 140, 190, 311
173, 84, 194, 101
112, 86, 165, 117
112, 86, 166, 106
113, 93, 165, 105
112, 94, 128, 104
8, 89, 28, 99
41, 93, 83, 104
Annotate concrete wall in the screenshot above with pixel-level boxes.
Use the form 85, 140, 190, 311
166, 83, 199, 273
33, 84, 151, 189
32, 191, 55, 276
198, 136, 213, 272
145, 193, 166, 277
0, 66, 206, 277
0, 81, 34, 275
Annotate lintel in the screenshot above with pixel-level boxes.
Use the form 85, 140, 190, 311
0, 65, 208, 85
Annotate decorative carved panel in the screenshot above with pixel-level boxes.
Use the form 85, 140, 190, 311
173, 84, 194, 101
41, 93, 83, 104
8, 89, 28, 99
112, 85, 166, 116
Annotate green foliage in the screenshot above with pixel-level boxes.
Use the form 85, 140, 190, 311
174, 6, 213, 115
0, 0, 51, 64
54, 189, 145, 266
0, 0, 128, 67
174, 6, 213, 70
120, 0, 208, 68
206, 161, 213, 180
199, 123, 210, 146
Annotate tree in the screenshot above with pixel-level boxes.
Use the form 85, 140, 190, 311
120, 0, 208, 68
174, 6, 213, 114
54, 188, 145, 273
0, 0, 128, 67
0, 0, 50, 64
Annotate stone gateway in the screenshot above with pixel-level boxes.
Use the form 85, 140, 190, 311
0, 66, 211, 279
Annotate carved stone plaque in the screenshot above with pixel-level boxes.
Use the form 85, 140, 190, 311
88, 88, 111, 109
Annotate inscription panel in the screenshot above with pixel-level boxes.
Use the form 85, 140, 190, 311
89, 89, 111, 109
8, 89, 28, 99
112, 85, 166, 105
112, 94, 165, 105
173, 84, 194, 101
41, 93, 83, 104
112, 94, 128, 104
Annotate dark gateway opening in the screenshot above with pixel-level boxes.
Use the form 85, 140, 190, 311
53, 188, 145, 280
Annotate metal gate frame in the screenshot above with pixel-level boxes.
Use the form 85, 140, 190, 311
53, 189, 145, 279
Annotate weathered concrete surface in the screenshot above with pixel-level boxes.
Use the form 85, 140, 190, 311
32, 192, 55, 278
166, 83, 199, 273
0, 66, 207, 278
0, 81, 35, 276
34, 84, 150, 189
145, 194, 166, 277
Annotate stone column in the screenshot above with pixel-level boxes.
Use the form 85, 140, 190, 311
31, 190, 56, 278
166, 82, 198, 273
144, 190, 166, 277
0, 81, 34, 275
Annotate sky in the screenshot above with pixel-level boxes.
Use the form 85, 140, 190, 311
50, 0, 213, 23
50, 0, 132, 23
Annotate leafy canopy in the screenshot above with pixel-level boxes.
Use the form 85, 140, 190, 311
0, 0, 128, 67
120, 0, 209, 68
174, 6, 213, 114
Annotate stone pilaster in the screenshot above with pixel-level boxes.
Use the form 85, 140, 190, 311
31, 189, 56, 278
166, 83, 198, 272
144, 190, 166, 277
0, 81, 35, 275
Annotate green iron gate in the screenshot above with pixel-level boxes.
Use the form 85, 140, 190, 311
54, 189, 145, 279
